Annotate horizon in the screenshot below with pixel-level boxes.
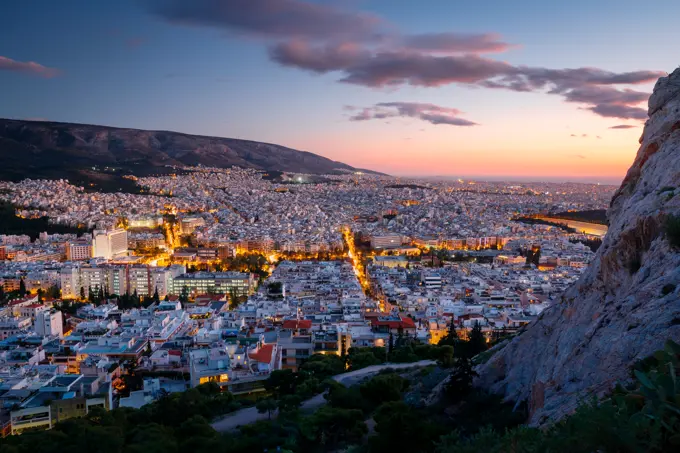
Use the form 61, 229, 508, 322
1, 0, 678, 181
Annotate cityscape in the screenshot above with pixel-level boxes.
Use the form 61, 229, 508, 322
0, 167, 612, 435
1, 0, 680, 452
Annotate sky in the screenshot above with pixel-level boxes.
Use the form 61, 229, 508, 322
1, 0, 679, 184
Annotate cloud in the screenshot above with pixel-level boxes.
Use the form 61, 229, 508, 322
609, 124, 637, 129
571, 154, 587, 159
270, 41, 370, 72
148, 0, 380, 41
149, 0, 662, 121
126, 37, 146, 48
0, 56, 59, 78
271, 44, 659, 119
400, 32, 514, 54
587, 103, 648, 120
339, 52, 512, 87
348, 102, 478, 126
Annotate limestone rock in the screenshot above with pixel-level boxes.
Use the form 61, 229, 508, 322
477, 66, 680, 425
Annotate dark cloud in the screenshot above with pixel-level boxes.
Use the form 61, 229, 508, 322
588, 103, 648, 120
270, 41, 370, 72
339, 52, 511, 87
148, 0, 380, 41
149, 0, 662, 121
609, 124, 637, 129
348, 102, 478, 126
401, 32, 514, 54
489, 67, 662, 92
0, 56, 59, 78
560, 86, 649, 105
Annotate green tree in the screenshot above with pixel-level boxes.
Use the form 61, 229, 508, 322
264, 369, 298, 398
435, 345, 455, 368
255, 398, 277, 420
468, 322, 488, 357
444, 356, 476, 403
300, 406, 367, 450
179, 285, 190, 303
370, 401, 446, 453
18, 278, 26, 297
438, 316, 459, 347
359, 373, 407, 407
47, 284, 61, 299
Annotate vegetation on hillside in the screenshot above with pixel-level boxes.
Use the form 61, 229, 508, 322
2, 332, 679, 453
0, 201, 91, 240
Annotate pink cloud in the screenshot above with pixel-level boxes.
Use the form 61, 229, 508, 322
0, 56, 60, 78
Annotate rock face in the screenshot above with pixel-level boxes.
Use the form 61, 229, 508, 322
0, 119, 380, 179
477, 67, 680, 424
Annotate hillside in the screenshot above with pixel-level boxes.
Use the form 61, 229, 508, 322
478, 67, 680, 424
0, 119, 380, 190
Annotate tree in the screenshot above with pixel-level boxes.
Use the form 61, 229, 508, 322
444, 356, 477, 403
47, 284, 61, 299
18, 278, 26, 297
300, 406, 367, 450
388, 332, 395, 355
370, 401, 446, 453
80, 285, 85, 300
179, 285, 189, 303
88, 286, 95, 303
277, 394, 302, 417
265, 369, 298, 398
468, 322, 488, 357
256, 398, 277, 420
438, 316, 459, 347
152, 287, 160, 303
359, 373, 407, 407
37, 288, 44, 302
435, 345, 455, 368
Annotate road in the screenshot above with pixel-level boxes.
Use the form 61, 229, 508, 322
211, 360, 435, 432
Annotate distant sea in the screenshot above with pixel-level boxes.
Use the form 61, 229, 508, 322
407, 175, 622, 186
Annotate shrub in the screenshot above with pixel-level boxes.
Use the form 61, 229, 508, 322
666, 214, 680, 248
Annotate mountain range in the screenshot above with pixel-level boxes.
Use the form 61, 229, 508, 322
0, 119, 379, 191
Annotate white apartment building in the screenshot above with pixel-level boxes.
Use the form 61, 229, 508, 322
93, 229, 128, 260
60, 265, 186, 298
36, 310, 64, 338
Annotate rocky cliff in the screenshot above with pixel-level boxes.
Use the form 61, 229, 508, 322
478, 67, 680, 424
0, 119, 380, 181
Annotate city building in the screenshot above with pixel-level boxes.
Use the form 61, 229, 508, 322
171, 272, 255, 297
92, 229, 128, 260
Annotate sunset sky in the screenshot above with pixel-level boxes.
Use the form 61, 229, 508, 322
1, 0, 679, 184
